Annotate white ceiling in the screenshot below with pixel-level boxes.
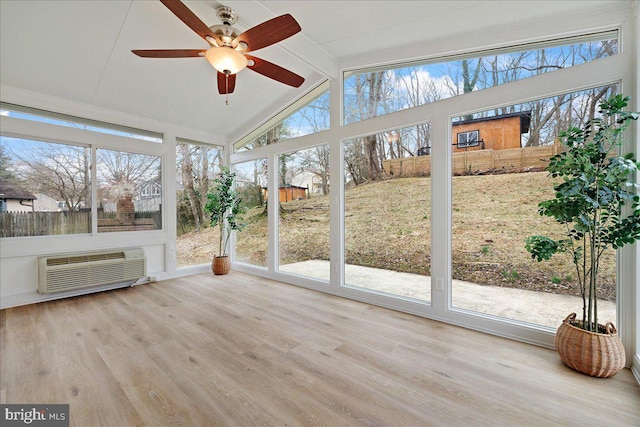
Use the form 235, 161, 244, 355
0, 0, 624, 142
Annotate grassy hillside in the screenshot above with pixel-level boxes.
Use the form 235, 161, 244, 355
180, 171, 616, 301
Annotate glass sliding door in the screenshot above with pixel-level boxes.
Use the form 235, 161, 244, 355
450, 85, 619, 328
343, 124, 431, 302
277, 145, 331, 281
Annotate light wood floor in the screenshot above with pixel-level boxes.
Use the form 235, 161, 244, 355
1, 272, 639, 426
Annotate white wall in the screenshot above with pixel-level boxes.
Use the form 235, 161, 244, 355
3, 199, 33, 212
33, 194, 60, 212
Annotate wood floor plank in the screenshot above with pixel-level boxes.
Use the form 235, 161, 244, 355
96, 340, 210, 426
1, 304, 68, 404
50, 338, 144, 426
146, 339, 279, 426
1, 271, 639, 426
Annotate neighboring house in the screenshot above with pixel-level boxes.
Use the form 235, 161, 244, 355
451, 111, 532, 152
33, 193, 61, 212
136, 181, 162, 211
291, 170, 329, 195
139, 182, 162, 199
0, 181, 35, 212
99, 181, 162, 213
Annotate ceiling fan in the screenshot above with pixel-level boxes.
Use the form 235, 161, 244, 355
132, 0, 305, 100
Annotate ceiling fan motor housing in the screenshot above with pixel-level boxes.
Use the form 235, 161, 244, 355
209, 24, 240, 45
216, 6, 238, 25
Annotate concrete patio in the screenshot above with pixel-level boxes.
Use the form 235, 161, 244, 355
279, 260, 616, 329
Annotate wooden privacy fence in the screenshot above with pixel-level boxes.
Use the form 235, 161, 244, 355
0, 211, 91, 237
382, 143, 562, 177
0, 210, 161, 237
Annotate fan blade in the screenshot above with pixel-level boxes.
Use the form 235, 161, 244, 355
246, 55, 304, 88
160, 0, 222, 45
217, 72, 236, 94
132, 49, 205, 58
233, 14, 301, 52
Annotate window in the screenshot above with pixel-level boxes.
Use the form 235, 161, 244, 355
96, 149, 162, 233
2, 106, 165, 238
0, 136, 91, 237
140, 183, 161, 197
175, 140, 224, 268
450, 84, 619, 328
343, 123, 431, 302
344, 31, 618, 123
0, 103, 162, 143
457, 130, 479, 148
233, 159, 268, 267
235, 82, 329, 152
277, 145, 330, 281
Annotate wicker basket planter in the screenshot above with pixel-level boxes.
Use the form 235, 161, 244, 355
211, 256, 230, 275
555, 313, 625, 378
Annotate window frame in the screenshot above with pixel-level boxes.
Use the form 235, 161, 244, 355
456, 130, 480, 148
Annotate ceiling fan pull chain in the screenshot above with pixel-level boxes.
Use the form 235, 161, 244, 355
225, 73, 229, 105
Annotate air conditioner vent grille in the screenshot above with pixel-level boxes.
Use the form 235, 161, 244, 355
46, 251, 126, 266
39, 249, 145, 294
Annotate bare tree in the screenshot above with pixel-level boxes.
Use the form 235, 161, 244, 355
177, 143, 223, 232
301, 145, 330, 195
289, 93, 331, 193
97, 149, 159, 187
343, 72, 390, 184
179, 143, 204, 231
12, 141, 90, 210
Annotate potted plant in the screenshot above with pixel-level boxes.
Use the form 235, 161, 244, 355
525, 94, 639, 378
205, 167, 245, 275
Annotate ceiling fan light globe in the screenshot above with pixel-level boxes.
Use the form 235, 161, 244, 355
205, 47, 247, 74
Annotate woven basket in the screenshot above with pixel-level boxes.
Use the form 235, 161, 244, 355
211, 256, 230, 275
555, 313, 625, 378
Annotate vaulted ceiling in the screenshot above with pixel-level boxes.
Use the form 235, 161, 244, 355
0, 1, 623, 143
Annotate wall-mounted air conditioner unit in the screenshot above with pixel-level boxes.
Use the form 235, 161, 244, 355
38, 248, 146, 294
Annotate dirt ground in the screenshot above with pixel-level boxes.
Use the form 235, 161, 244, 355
176, 227, 219, 268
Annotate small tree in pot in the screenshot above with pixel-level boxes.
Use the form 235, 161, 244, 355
525, 94, 639, 377
205, 167, 245, 275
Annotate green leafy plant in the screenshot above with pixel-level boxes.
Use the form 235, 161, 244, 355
526, 94, 639, 332
205, 167, 246, 257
